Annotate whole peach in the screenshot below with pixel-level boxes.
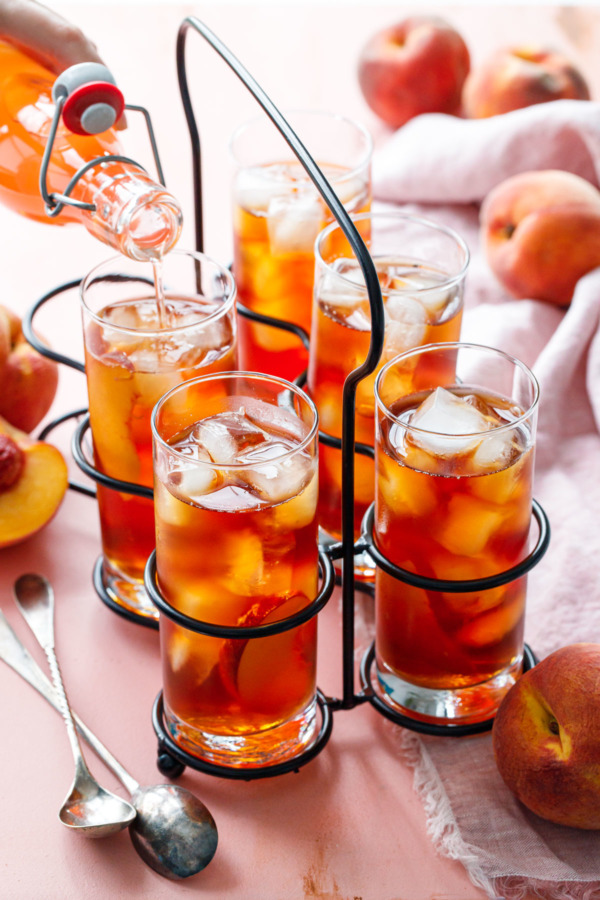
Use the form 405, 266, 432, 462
0, 306, 10, 374
481, 170, 600, 306
493, 643, 600, 829
357, 16, 470, 130
0, 304, 59, 432
464, 46, 590, 119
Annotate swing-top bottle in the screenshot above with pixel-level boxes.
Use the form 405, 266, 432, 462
0, 40, 182, 260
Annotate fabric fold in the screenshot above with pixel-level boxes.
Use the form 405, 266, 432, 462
370, 100, 600, 898
373, 100, 600, 205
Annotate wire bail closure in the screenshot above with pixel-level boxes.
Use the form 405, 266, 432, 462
39, 64, 166, 219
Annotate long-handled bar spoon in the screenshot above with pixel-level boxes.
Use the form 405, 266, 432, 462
4, 583, 218, 878
13, 573, 137, 837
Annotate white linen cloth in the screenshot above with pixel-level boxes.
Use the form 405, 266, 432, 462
369, 99, 600, 899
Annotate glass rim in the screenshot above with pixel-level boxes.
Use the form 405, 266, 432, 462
374, 341, 540, 438
229, 108, 374, 184
151, 370, 320, 470
314, 211, 471, 294
80, 249, 237, 335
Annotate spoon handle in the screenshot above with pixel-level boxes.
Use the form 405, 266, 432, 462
14, 576, 96, 776
0, 610, 139, 796
13, 574, 57, 650
46, 647, 98, 779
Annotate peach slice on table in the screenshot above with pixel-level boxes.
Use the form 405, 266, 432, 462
219, 591, 314, 714
0, 415, 68, 548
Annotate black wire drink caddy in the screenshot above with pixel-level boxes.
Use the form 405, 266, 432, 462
24, 17, 550, 783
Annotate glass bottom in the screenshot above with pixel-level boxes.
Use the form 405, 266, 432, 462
163, 696, 319, 769
319, 529, 376, 583
102, 558, 159, 622
338, 548, 376, 584
374, 654, 523, 725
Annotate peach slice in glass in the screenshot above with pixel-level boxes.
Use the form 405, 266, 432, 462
218, 591, 315, 716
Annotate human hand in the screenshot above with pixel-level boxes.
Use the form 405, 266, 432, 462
0, 0, 126, 127
0, 0, 104, 74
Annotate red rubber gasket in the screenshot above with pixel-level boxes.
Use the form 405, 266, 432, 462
62, 82, 125, 135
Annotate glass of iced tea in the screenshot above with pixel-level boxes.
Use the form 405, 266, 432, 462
374, 343, 539, 724
307, 212, 468, 572
81, 251, 237, 622
151, 372, 320, 767
231, 110, 373, 381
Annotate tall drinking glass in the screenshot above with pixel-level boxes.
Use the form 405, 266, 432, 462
374, 343, 539, 723
81, 251, 237, 621
152, 372, 320, 767
307, 212, 468, 573
231, 110, 373, 381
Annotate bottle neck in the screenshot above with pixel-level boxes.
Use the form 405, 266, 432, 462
73, 163, 183, 260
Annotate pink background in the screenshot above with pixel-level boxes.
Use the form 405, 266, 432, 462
1, 4, 597, 898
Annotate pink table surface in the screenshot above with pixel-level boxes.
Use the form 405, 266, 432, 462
1, 4, 596, 898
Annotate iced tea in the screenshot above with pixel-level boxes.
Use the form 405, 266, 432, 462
152, 373, 320, 767
231, 112, 372, 380
82, 252, 237, 620
308, 213, 468, 546
374, 344, 539, 723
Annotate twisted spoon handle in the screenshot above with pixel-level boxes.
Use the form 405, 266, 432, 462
14, 575, 94, 779
0, 609, 139, 796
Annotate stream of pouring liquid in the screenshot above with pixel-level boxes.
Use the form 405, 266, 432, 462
129, 199, 181, 328
152, 257, 168, 327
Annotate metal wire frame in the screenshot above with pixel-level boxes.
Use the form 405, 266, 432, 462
20, 16, 552, 768
39, 99, 166, 219
176, 15, 385, 713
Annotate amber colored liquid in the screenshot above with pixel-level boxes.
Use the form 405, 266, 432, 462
375, 387, 534, 690
0, 41, 125, 222
232, 161, 370, 381
84, 297, 236, 592
0, 42, 181, 259
307, 259, 463, 541
154, 407, 318, 760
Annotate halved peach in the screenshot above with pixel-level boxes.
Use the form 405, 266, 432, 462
0, 415, 68, 548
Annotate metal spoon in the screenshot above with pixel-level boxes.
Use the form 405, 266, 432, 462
1, 598, 218, 878
14, 573, 137, 838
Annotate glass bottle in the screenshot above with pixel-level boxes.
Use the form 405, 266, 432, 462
0, 40, 182, 260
